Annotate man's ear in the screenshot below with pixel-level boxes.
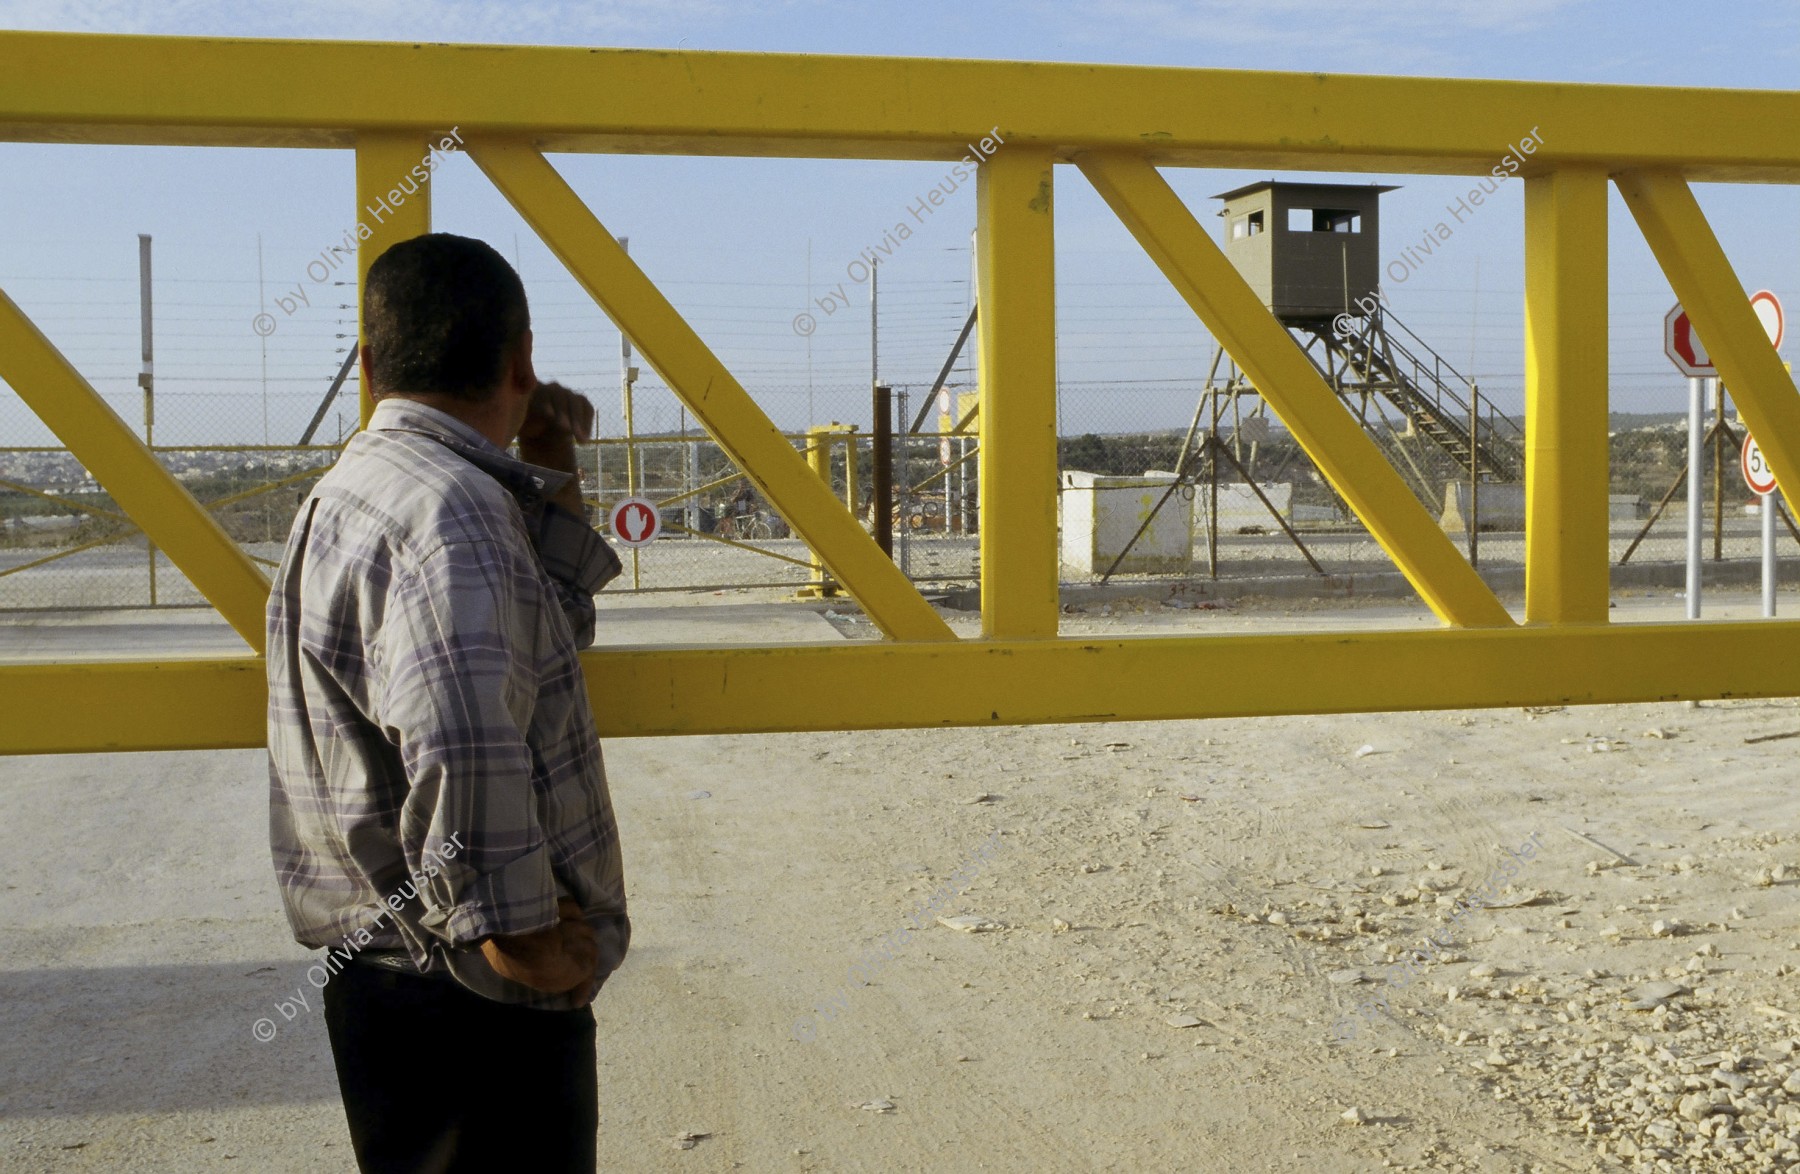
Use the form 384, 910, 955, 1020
358, 344, 375, 399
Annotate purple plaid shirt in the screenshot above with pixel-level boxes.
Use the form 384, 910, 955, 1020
267, 396, 628, 1009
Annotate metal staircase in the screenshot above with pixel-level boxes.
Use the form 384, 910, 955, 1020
1290, 306, 1524, 504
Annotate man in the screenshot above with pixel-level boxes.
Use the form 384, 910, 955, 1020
266, 233, 629, 1173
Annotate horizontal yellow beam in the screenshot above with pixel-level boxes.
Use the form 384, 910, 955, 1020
466, 138, 954, 642
10, 620, 1800, 752
5, 32, 1800, 179
0, 287, 272, 650
0, 658, 268, 754
1076, 152, 1513, 629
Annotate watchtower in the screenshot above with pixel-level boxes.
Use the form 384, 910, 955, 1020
1208, 179, 1525, 498
1215, 181, 1394, 323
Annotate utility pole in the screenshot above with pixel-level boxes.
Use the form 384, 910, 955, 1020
137, 234, 157, 605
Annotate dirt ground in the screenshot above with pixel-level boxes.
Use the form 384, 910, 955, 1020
2, 592, 1798, 1172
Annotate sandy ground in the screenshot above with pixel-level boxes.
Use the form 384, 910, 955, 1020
2, 594, 1798, 1172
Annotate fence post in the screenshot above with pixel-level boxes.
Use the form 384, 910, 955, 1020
896, 388, 911, 576
872, 384, 893, 557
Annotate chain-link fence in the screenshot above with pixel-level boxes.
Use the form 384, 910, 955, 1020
1, 375, 1781, 611
0, 379, 985, 607
1050, 381, 1788, 587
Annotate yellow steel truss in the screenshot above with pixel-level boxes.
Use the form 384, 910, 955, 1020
6, 620, 1800, 754
0, 288, 272, 650
2, 31, 1799, 753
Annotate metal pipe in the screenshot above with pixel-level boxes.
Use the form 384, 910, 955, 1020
1713, 379, 1725, 562
618, 235, 640, 589
872, 384, 893, 556
1469, 382, 1480, 567
138, 233, 157, 606
910, 304, 977, 434
298, 347, 359, 446
896, 388, 911, 575
1686, 376, 1704, 618
1763, 483, 1777, 617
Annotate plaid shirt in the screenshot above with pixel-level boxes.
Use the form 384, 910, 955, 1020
267, 396, 628, 1010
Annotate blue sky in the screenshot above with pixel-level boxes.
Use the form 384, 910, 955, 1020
1, 1, 1797, 447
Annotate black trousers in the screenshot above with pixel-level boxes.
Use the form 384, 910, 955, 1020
322, 958, 598, 1174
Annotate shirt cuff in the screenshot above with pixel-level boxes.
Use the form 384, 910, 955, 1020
534, 501, 622, 592
421, 846, 560, 947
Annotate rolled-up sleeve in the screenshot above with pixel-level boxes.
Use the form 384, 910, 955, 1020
372, 538, 561, 947
529, 501, 620, 649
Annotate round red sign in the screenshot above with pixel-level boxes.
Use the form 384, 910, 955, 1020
1742, 436, 1778, 497
607, 496, 662, 547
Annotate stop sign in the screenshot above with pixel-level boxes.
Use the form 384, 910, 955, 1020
607, 496, 662, 548
1664, 305, 1711, 376
1665, 290, 1784, 377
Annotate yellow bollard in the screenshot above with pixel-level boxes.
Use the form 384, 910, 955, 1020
796, 423, 857, 599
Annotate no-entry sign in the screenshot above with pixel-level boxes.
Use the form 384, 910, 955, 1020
1665, 290, 1784, 377
607, 496, 662, 547
1742, 436, 1779, 497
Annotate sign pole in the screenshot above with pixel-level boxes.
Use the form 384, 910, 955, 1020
1741, 434, 1780, 617
1666, 294, 1782, 621
1686, 376, 1704, 619
1742, 430, 1785, 615
1763, 485, 1777, 617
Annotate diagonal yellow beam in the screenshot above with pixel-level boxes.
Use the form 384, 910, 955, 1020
1616, 171, 1800, 523
464, 138, 954, 642
1074, 152, 1513, 629
0, 288, 270, 649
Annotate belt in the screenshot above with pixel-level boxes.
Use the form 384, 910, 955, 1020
352, 946, 460, 983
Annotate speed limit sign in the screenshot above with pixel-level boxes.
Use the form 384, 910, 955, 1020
1742, 436, 1779, 497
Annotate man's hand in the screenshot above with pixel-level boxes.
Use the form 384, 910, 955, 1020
479, 897, 600, 998
517, 381, 595, 517
554, 897, 605, 1007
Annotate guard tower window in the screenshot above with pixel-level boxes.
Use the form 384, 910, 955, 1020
1231, 211, 1264, 239
1286, 207, 1362, 233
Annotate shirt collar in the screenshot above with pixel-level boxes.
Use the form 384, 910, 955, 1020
367, 396, 574, 505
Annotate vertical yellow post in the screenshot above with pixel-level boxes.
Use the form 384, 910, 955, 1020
1523, 168, 1610, 624
976, 150, 1059, 639
356, 134, 435, 425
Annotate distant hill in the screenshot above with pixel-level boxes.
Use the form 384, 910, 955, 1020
1609, 412, 1687, 432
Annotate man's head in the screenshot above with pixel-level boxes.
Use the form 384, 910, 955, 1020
362, 233, 532, 404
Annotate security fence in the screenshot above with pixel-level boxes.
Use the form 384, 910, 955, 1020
1049, 388, 1792, 586
0, 376, 1784, 612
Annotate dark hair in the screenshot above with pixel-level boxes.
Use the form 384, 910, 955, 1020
362, 233, 529, 401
